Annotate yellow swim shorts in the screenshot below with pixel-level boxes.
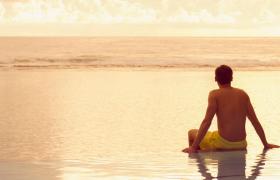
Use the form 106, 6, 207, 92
199, 131, 247, 150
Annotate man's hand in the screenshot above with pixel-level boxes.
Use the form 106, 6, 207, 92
264, 143, 280, 149
182, 146, 198, 153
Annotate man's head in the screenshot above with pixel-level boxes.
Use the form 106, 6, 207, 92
215, 65, 233, 85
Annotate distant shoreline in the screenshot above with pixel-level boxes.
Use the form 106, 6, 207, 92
1, 64, 280, 71
1, 36, 280, 38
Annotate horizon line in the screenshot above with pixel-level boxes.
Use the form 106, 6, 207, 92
1, 35, 280, 38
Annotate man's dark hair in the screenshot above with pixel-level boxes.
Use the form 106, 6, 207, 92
215, 65, 233, 85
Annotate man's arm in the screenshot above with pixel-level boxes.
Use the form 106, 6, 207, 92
247, 96, 279, 149
187, 91, 217, 153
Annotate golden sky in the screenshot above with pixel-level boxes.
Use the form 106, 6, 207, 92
0, 0, 280, 36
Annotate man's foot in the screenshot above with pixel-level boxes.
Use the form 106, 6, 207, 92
182, 147, 188, 153
182, 147, 198, 153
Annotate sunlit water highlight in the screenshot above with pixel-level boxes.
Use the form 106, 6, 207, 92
0, 69, 280, 179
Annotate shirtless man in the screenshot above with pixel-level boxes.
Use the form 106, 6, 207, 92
183, 65, 279, 153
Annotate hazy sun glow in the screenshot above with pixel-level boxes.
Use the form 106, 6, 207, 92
0, 0, 280, 36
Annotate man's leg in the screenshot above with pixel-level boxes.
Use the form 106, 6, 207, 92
182, 129, 199, 153
188, 129, 198, 146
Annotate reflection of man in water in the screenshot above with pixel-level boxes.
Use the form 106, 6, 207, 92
189, 150, 267, 179
183, 65, 279, 153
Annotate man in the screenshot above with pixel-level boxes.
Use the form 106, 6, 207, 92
183, 65, 279, 153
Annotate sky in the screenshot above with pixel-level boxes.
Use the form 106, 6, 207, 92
0, 0, 280, 36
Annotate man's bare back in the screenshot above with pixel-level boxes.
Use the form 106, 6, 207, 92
182, 65, 279, 153
212, 87, 248, 142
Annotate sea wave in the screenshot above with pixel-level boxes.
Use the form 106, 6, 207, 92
2, 57, 280, 70
1, 37, 280, 70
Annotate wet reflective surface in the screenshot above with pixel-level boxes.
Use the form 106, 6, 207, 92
0, 70, 280, 179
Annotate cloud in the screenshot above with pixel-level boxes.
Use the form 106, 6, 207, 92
253, 9, 277, 24
1, 0, 280, 36
0, 2, 5, 20
84, 0, 157, 23
1, 0, 157, 24
0, 0, 253, 25
10, 0, 66, 23
167, 8, 237, 24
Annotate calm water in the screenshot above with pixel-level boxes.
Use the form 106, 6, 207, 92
1, 37, 280, 69
0, 69, 280, 179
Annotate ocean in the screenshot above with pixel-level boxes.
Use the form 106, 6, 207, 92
0, 37, 280, 179
1, 37, 280, 69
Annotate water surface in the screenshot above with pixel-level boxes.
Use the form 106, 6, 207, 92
1, 37, 280, 69
0, 69, 280, 179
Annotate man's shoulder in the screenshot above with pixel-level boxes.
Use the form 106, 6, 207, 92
209, 89, 219, 94
233, 88, 248, 96
209, 88, 249, 97
209, 89, 219, 97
